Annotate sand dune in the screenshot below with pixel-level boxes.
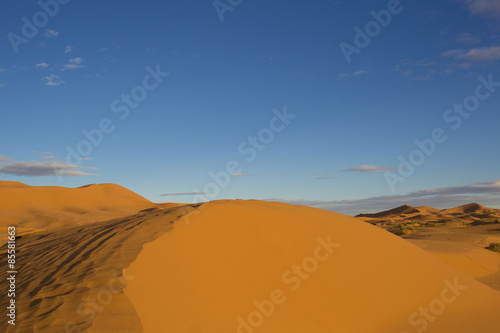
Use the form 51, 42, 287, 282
441, 203, 499, 216
356, 204, 420, 218
357, 203, 500, 220
1, 183, 500, 332
0, 181, 156, 236
356, 203, 500, 292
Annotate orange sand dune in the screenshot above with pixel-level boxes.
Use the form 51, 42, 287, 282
125, 200, 500, 333
0, 181, 156, 233
1, 183, 500, 332
441, 203, 500, 216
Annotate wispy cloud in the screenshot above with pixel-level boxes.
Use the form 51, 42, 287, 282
311, 171, 335, 180
442, 46, 500, 62
460, 0, 500, 18
65, 45, 73, 53
36, 62, 49, 69
160, 192, 208, 196
62, 57, 84, 70
69, 57, 83, 64
44, 29, 59, 38
42, 74, 65, 86
231, 173, 253, 177
352, 70, 368, 76
267, 179, 500, 215
0, 157, 94, 176
338, 69, 368, 80
456, 33, 481, 45
341, 165, 398, 174
0, 67, 6, 72
394, 59, 439, 80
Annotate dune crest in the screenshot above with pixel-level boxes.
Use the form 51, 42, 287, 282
0, 182, 155, 234
124, 200, 500, 333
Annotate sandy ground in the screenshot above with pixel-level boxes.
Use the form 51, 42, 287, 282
1, 182, 499, 332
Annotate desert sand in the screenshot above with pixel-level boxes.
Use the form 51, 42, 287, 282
356, 203, 500, 291
1, 182, 500, 332
0, 181, 179, 240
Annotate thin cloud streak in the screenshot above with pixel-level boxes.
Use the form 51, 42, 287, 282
0, 159, 94, 177
341, 165, 398, 173
267, 179, 500, 215
160, 192, 208, 196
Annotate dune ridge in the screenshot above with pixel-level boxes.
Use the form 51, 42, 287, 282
0, 181, 156, 236
0, 204, 198, 333
123, 200, 500, 332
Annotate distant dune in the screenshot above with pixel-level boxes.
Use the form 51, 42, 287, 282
1, 183, 500, 332
0, 181, 156, 235
356, 203, 500, 291
356, 203, 500, 219
441, 203, 499, 216
356, 204, 420, 218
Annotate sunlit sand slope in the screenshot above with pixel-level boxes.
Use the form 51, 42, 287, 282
1, 196, 500, 332
0, 205, 197, 333
125, 200, 500, 333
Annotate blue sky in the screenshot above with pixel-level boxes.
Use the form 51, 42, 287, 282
1, 0, 499, 215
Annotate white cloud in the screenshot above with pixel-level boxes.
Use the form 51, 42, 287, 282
352, 70, 368, 77
456, 33, 481, 45
62, 64, 84, 70
69, 57, 83, 64
65, 45, 73, 53
442, 46, 500, 62
341, 165, 398, 174
36, 62, 49, 69
62, 58, 84, 70
338, 70, 368, 80
0, 160, 94, 176
0, 67, 5, 72
43, 74, 65, 86
44, 29, 59, 38
461, 0, 500, 18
